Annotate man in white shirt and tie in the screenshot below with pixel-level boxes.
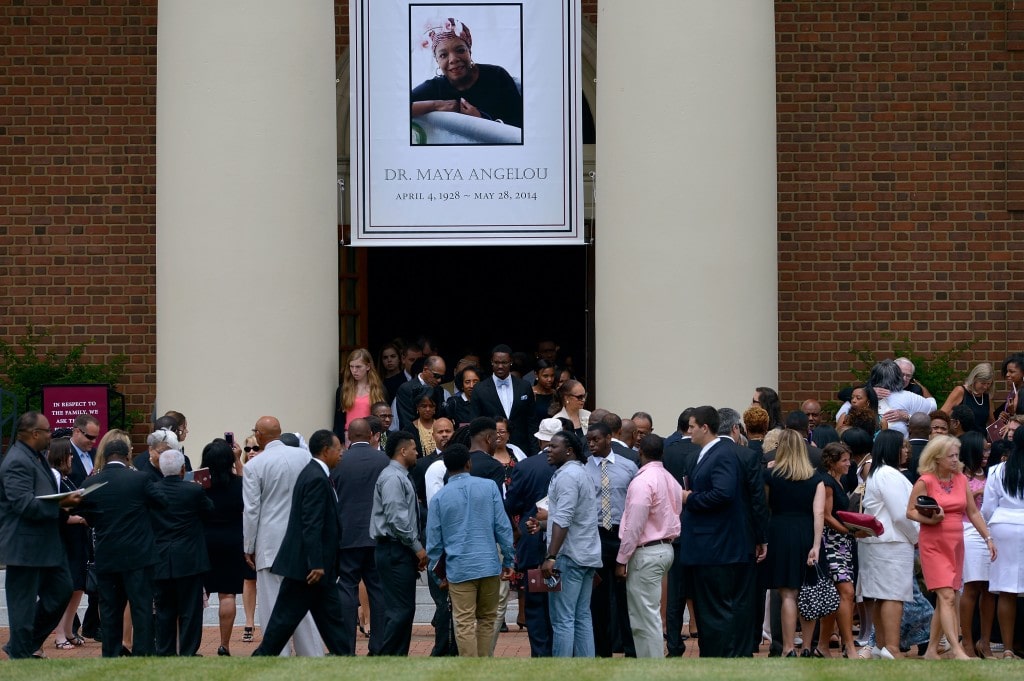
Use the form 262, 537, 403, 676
69, 414, 99, 487
471, 345, 537, 454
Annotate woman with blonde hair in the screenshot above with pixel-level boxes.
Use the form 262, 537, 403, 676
94, 428, 131, 471
760, 429, 825, 657
940, 363, 995, 437
334, 347, 387, 442
907, 434, 995, 659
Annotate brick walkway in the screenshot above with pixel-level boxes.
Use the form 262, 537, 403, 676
4, 625, 716, 659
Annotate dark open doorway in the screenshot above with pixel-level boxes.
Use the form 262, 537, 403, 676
366, 245, 591, 385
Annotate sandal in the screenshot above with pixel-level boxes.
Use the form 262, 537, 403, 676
70, 635, 85, 646
242, 627, 254, 643
55, 640, 75, 650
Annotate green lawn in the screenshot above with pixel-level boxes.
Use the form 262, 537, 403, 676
0, 657, 1019, 681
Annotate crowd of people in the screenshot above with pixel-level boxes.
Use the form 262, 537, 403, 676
3, 341, 1024, 661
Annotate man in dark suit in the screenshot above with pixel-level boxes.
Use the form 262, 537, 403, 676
330, 418, 389, 655
151, 448, 214, 656
77, 438, 165, 657
661, 407, 698, 657
504, 426, 556, 656
600, 411, 640, 465
134, 428, 181, 482
67, 413, 101, 640
68, 413, 99, 486
678, 406, 756, 658
906, 412, 931, 482
471, 345, 537, 454
467, 417, 505, 492
0, 412, 82, 659
717, 407, 769, 654
254, 430, 348, 656
393, 355, 448, 431
408, 417, 458, 656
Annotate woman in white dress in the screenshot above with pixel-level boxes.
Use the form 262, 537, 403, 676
858, 430, 919, 659
958, 432, 995, 658
981, 427, 1024, 659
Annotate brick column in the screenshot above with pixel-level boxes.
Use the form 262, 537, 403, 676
594, 1, 778, 424
156, 1, 338, 450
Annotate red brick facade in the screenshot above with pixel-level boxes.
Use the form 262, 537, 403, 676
1, 2, 1021, 432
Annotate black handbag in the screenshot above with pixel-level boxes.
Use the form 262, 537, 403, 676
797, 561, 840, 620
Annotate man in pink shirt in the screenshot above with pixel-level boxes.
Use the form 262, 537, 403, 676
614, 434, 683, 657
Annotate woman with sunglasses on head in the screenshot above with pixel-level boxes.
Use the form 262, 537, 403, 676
237, 434, 261, 643
549, 379, 590, 438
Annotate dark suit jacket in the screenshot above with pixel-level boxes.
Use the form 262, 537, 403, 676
133, 451, 164, 483
723, 438, 769, 545
469, 450, 506, 493
78, 461, 165, 573
504, 450, 555, 568
331, 442, 389, 549
69, 444, 96, 487
907, 438, 928, 483
394, 376, 445, 431
273, 460, 341, 582
663, 437, 700, 486
471, 375, 538, 454
150, 476, 214, 579
0, 440, 64, 567
412, 449, 442, 505
611, 440, 640, 465
679, 439, 753, 566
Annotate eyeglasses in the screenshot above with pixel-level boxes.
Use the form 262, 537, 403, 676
244, 446, 261, 453
570, 393, 587, 400
77, 429, 98, 441
431, 372, 444, 381
33, 427, 52, 434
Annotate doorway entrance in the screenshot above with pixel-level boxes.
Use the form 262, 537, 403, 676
365, 244, 592, 385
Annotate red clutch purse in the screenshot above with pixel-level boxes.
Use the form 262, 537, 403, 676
836, 510, 884, 537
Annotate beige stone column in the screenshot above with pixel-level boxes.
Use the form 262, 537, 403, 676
156, 0, 339, 453
595, 1, 778, 430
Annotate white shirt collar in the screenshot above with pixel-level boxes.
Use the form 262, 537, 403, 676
312, 457, 330, 476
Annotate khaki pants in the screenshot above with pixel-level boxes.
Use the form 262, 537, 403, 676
448, 575, 501, 657
626, 543, 675, 658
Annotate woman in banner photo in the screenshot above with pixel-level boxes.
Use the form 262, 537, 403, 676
411, 17, 523, 131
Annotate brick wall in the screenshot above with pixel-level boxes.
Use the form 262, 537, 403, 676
0, 0, 158, 436
776, 2, 1024, 412
4, 1, 1021, 436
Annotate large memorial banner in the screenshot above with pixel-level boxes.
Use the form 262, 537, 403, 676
350, 0, 583, 245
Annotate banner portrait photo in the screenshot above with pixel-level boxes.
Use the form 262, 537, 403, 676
350, 0, 583, 246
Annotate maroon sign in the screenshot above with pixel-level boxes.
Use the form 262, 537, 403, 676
42, 385, 110, 439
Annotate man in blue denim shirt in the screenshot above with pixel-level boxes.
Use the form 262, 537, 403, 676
427, 444, 514, 657
540, 430, 601, 657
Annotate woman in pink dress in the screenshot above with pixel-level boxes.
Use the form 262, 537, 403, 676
333, 348, 386, 443
907, 435, 996, 660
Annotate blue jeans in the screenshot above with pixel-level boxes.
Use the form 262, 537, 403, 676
548, 555, 596, 657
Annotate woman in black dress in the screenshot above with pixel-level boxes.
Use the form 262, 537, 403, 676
761, 429, 825, 657
200, 439, 245, 656
49, 438, 90, 650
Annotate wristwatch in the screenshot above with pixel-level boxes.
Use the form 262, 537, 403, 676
545, 554, 558, 562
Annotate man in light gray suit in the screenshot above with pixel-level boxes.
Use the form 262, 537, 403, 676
243, 415, 324, 656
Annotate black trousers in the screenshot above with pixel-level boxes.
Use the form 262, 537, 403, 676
253, 574, 346, 656
97, 566, 154, 657
520, 564, 553, 657
665, 541, 688, 656
4, 563, 72, 658
336, 546, 388, 655
154, 574, 204, 656
426, 569, 457, 656
592, 528, 635, 657
685, 562, 756, 658
374, 540, 418, 656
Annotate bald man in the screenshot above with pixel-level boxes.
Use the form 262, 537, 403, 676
331, 417, 390, 655
242, 416, 323, 656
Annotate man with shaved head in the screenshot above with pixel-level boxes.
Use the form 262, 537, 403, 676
242, 416, 322, 656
